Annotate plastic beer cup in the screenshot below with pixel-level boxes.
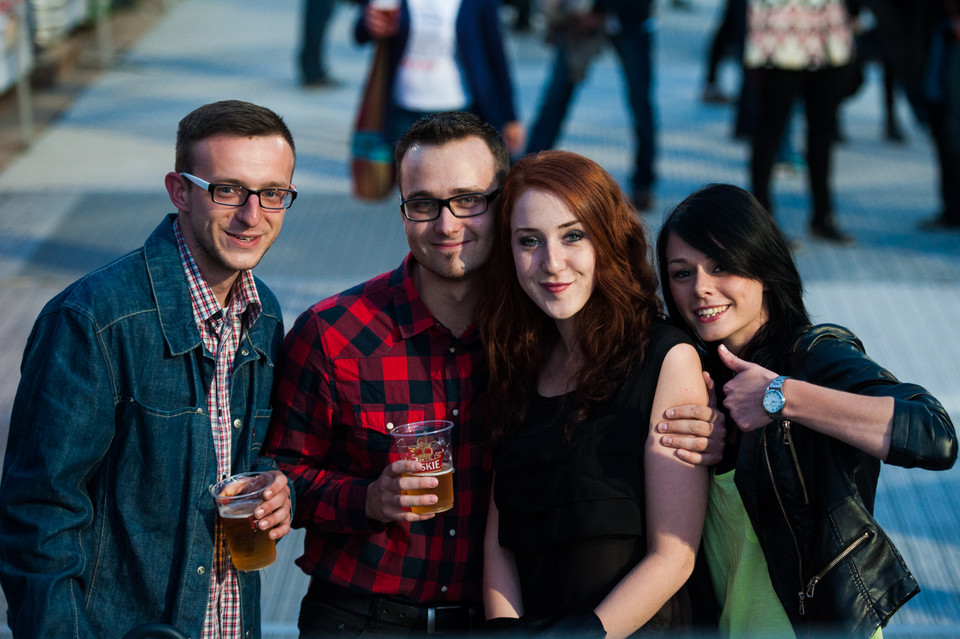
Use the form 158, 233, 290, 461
390, 420, 454, 514
209, 471, 277, 571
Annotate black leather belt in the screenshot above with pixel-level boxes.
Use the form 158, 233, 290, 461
306, 579, 479, 634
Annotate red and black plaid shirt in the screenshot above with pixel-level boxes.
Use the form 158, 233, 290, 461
265, 255, 491, 604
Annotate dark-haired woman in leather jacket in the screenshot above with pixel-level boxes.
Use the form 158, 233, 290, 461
656, 184, 957, 639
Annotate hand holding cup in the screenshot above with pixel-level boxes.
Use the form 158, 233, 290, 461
367, 420, 455, 523
210, 470, 290, 571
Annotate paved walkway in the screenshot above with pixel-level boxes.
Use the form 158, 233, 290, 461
0, 1, 958, 637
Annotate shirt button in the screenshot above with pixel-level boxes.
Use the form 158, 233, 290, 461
233, 418, 242, 429
449, 529, 456, 537
441, 586, 448, 593
386, 422, 394, 430
197, 566, 205, 575
452, 409, 459, 417
449, 347, 455, 353
240, 349, 249, 356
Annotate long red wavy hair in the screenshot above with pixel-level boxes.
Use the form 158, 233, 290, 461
479, 150, 662, 440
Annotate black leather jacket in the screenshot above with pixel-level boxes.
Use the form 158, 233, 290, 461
734, 324, 957, 638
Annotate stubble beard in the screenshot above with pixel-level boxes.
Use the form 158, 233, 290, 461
430, 254, 474, 281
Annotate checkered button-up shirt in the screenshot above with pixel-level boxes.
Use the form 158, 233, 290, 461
175, 221, 261, 639
266, 255, 491, 603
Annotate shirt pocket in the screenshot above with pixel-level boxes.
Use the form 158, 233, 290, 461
113, 398, 211, 519
247, 407, 274, 456
352, 404, 439, 461
352, 405, 439, 434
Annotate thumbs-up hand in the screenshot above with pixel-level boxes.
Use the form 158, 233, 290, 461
718, 344, 779, 431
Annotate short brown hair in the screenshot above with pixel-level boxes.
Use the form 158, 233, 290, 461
174, 100, 295, 173
394, 111, 509, 187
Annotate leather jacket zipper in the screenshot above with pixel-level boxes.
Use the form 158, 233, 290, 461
780, 420, 809, 505
761, 425, 806, 614
799, 531, 872, 614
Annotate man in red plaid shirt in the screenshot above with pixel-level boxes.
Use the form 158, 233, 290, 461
265, 112, 724, 636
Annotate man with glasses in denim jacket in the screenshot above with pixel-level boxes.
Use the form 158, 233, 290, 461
266, 111, 724, 637
0, 100, 295, 639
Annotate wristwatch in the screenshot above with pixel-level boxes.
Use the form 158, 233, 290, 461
762, 375, 789, 420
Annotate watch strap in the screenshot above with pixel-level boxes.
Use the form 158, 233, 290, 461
768, 375, 788, 392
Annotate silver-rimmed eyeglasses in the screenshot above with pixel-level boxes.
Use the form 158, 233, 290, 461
180, 172, 297, 210
400, 189, 501, 222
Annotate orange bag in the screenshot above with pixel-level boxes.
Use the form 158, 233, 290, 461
351, 42, 396, 201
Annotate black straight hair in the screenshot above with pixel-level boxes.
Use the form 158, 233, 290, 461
656, 183, 810, 367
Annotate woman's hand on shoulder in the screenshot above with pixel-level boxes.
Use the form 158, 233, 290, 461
657, 371, 726, 466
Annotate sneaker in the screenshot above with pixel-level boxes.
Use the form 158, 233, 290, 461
701, 84, 731, 105
302, 76, 340, 89
919, 214, 960, 231
885, 122, 906, 144
632, 188, 654, 213
810, 221, 856, 245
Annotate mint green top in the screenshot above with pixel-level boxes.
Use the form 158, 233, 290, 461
703, 470, 882, 639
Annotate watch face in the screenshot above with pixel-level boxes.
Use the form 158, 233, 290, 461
763, 389, 785, 415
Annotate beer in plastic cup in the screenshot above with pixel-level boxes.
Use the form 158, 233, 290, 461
209, 471, 277, 571
390, 420, 454, 514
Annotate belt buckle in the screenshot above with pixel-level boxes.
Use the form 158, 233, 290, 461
426, 605, 462, 634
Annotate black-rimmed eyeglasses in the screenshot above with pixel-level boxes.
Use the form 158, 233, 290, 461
400, 189, 501, 222
180, 172, 297, 210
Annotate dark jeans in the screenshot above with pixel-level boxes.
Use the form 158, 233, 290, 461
750, 65, 846, 226
927, 32, 960, 223
704, 0, 746, 84
298, 580, 479, 638
299, 0, 337, 82
526, 19, 656, 191
299, 596, 415, 638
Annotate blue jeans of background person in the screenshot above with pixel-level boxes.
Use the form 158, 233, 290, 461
299, 0, 336, 83
526, 18, 656, 192
927, 29, 960, 224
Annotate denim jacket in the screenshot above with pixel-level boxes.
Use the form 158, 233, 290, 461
0, 215, 284, 638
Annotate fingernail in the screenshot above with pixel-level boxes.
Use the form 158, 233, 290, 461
255, 509, 264, 518
719, 344, 729, 353
666, 408, 675, 418
657, 422, 667, 432
662, 436, 672, 445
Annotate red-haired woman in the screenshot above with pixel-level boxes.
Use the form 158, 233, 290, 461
479, 150, 709, 637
